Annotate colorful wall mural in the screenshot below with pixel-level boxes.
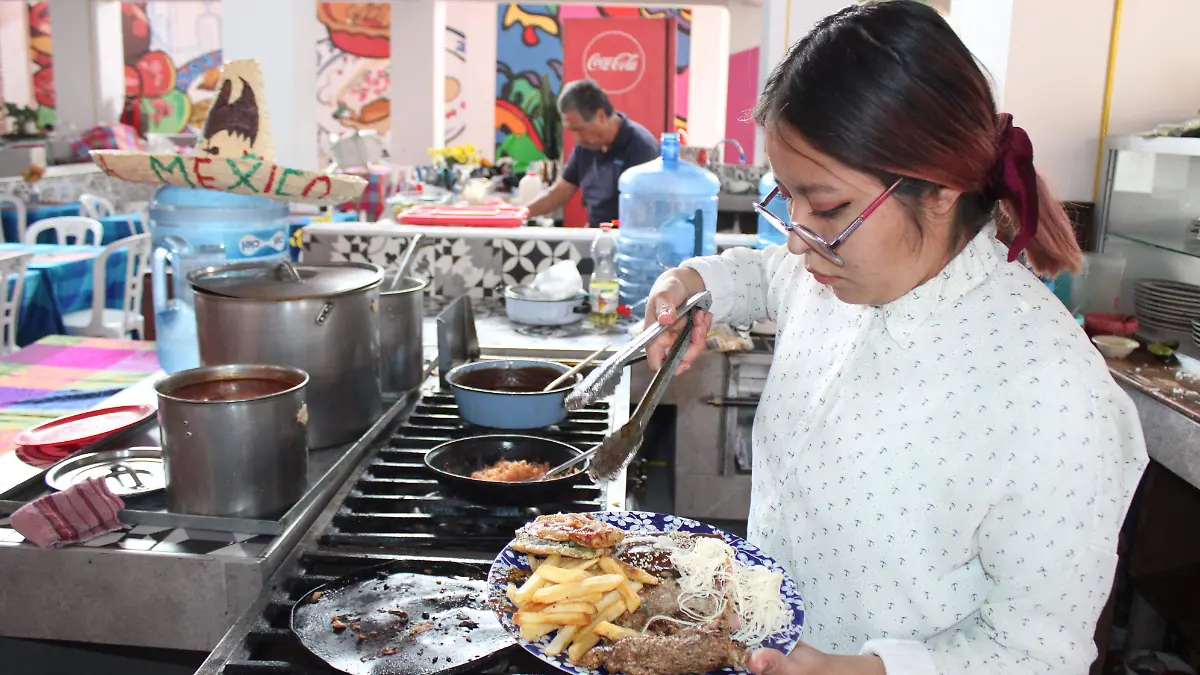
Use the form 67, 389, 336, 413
314, 3, 471, 167
121, 2, 222, 135
27, 0, 53, 128
315, 3, 391, 167
494, 4, 691, 170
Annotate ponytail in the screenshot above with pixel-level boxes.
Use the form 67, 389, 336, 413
989, 114, 1082, 277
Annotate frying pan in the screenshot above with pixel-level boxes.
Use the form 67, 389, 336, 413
423, 435, 589, 505
291, 559, 515, 675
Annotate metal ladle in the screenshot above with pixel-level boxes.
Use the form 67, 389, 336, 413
387, 234, 429, 291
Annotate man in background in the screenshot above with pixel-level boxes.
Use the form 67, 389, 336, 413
526, 79, 659, 226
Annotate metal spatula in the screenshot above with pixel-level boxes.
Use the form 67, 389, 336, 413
544, 298, 706, 483
564, 291, 712, 411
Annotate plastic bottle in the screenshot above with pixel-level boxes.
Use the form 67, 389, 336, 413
757, 171, 790, 249
589, 223, 620, 327
149, 186, 289, 373
617, 132, 720, 318
518, 168, 543, 205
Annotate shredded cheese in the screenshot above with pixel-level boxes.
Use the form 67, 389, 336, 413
644, 536, 791, 645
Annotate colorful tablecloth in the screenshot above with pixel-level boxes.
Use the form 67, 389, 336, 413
0, 202, 82, 243
0, 243, 130, 346
0, 336, 159, 455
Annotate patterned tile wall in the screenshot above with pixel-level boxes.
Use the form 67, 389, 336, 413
306, 233, 591, 299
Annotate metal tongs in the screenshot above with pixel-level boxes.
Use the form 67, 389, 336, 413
543, 291, 712, 482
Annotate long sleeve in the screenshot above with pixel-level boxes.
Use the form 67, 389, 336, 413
859, 375, 1146, 675
679, 244, 795, 327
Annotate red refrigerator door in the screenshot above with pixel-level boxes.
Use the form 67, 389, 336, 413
561, 17, 676, 227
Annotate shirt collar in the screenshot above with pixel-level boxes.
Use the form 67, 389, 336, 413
878, 224, 1004, 344
604, 113, 631, 157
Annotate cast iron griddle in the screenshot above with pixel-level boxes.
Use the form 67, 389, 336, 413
291, 559, 516, 675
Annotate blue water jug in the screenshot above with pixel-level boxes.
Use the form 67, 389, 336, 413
149, 187, 289, 373
617, 133, 720, 318
757, 171, 790, 249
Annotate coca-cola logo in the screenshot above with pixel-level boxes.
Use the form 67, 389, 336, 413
581, 31, 646, 95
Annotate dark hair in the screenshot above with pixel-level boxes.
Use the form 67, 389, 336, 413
754, 0, 1080, 275
558, 80, 615, 122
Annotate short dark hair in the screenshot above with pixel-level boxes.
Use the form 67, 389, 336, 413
557, 80, 614, 121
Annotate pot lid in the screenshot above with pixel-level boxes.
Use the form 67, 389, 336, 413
188, 261, 383, 301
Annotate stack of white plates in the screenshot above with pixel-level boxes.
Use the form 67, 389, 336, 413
1133, 279, 1200, 333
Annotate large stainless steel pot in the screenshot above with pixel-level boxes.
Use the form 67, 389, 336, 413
380, 276, 428, 393
189, 261, 383, 448
155, 364, 309, 518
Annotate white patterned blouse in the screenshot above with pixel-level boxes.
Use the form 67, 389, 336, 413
679, 226, 1148, 674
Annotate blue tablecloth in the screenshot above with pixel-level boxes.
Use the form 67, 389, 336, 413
0, 243, 129, 346
0, 202, 82, 243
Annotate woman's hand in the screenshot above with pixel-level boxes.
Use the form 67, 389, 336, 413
643, 268, 712, 375
748, 646, 885, 675
748, 638, 892, 672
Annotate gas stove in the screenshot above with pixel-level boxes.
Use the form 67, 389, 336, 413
197, 384, 626, 675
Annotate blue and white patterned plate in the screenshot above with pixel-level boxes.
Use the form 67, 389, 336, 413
486, 511, 805, 675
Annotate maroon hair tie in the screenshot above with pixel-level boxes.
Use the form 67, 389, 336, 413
987, 113, 1039, 262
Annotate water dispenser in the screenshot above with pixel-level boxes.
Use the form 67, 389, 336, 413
149, 187, 289, 373
616, 133, 720, 318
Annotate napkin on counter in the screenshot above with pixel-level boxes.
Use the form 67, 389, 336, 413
10, 477, 125, 548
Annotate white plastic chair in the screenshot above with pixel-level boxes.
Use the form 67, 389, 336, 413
124, 200, 150, 235
24, 216, 104, 246
0, 252, 32, 355
79, 193, 116, 219
62, 233, 151, 339
0, 191, 26, 243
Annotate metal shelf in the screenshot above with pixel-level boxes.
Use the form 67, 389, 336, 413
1107, 134, 1200, 157
1107, 231, 1200, 259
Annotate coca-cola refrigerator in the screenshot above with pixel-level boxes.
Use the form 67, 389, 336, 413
561, 17, 677, 227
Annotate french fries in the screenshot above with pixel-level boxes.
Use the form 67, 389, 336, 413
504, 553, 654, 664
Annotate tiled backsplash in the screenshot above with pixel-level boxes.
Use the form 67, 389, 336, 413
301, 223, 756, 299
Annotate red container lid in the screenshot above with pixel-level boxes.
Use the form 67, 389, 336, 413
397, 204, 529, 228
14, 404, 156, 450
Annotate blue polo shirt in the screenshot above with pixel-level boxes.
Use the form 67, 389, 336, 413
562, 113, 660, 226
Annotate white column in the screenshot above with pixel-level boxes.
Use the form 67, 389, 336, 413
446, 2, 496, 155
0, 3, 31, 111
953, 0, 1114, 201
221, 0, 320, 171
686, 5, 730, 149
754, 0, 851, 165
47, 0, 124, 132
949, 0, 1014, 106
390, 0, 446, 165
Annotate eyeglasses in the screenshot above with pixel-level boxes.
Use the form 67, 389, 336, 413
753, 178, 904, 267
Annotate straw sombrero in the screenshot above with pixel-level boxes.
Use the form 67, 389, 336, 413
91, 59, 366, 205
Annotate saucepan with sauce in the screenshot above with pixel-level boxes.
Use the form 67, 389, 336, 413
155, 364, 309, 519
446, 358, 580, 429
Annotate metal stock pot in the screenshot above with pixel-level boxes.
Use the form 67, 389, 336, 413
188, 261, 384, 448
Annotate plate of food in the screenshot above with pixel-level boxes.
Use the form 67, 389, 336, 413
487, 511, 805, 675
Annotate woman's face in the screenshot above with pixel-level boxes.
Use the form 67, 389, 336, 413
764, 126, 960, 306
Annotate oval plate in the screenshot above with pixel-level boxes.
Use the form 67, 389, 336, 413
486, 511, 806, 675
13, 404, 156, 450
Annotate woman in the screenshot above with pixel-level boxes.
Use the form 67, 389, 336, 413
644, 3, 1147, 674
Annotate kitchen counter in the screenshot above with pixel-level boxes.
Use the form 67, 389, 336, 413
0, 302, 634, 652
1107, 352, 1200, 491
